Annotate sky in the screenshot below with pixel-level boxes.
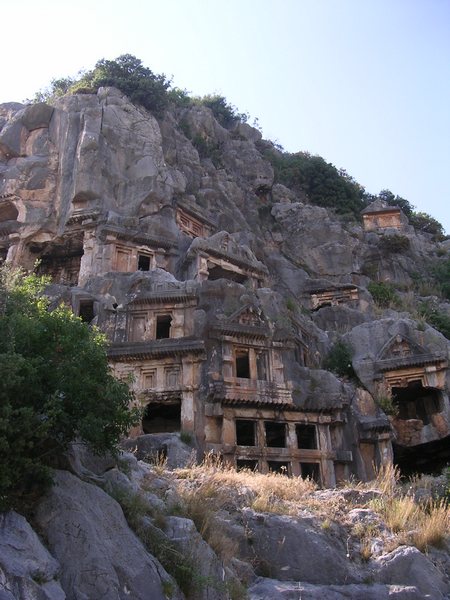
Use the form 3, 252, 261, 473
2, 0, 449, 233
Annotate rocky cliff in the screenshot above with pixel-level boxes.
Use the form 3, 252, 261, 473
0, 85, 449, 599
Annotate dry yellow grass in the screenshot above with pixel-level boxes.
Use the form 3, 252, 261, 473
156, 454, 450, 557
411, 500, 450, 552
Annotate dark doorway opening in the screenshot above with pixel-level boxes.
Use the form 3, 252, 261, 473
156, 315, 172, 339
392, 381, 441, 425
78, 300, 95, 323
235, 349, 250, 378
138, 254, 151, 271
142, 401, 181, 434
296, 424, 317, 449
236, 459, 258, 472
268, 461, 290, 475
236, 420, 256, 446
208, 265, 247, 284
394, 436, 450, 476
265, 422, 286, 447
300, 462, 321, 483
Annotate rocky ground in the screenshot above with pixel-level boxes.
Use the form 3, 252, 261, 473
1, 437, 449, 600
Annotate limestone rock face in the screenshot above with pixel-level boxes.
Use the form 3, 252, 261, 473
248, 579, 424, 599
34, 471, 181, 600
373, 545, 449, 599
232, 510, 357, 585
271, 202, 360, 276
0, 512, 65, 600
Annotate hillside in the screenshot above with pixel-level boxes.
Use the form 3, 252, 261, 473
0, 57, 449, 598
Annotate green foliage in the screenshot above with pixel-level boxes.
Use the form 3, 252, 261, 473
368, 281, 399, 308
377, 189, 414, 217
323, 341, 355, 378
432, 258, 450, 300
265, 150, 365, 218
198, 94, 248, 128
0, 267, 138, 510
379, 234, 410, 253
376, 395, 399, 417
410, 212, 444, 237
35, 54, 172, 117
418, 302, 450, 340
192, 134, 223, 167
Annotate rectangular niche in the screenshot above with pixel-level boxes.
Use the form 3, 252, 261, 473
265, 422, 286, 448
236, 419, 257, 446
296, 424, 317, 449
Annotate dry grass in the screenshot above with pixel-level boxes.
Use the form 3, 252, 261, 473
410, 500, 450, 551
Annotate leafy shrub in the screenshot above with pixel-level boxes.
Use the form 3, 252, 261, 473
379, 234, 410, 253
368, 281, 399, 308
323, 341, 355, 378
34, 54, 172, 117
410, 211, 444, 236
0, 267, 138, 510
419, 303, 450, 339
198, 94, 248, 128
265, 150, 365, 219
432, 258, 450, 300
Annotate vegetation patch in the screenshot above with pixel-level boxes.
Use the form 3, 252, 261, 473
368, 281, 400, 308
0, 266, 138, 511
323, 341, 355, 378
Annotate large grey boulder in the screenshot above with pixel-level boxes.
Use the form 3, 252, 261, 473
164, 516, 231, 600
34, 470, 182, 600
248, 578, 424, 599
372, 545, 450, 599
122, 433, 195, 469
235, 510, 358, 584
0, 511, 65, 600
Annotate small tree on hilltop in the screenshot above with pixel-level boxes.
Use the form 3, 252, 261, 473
0, 267, 139, 511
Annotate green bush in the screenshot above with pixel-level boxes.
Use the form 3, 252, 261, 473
199, 94, 248, 128
410, 212, 444, 237
432, 258, 450, 300
0, 267, 138, 510
368, 281, 399, 308
34, 54, 172, 117
379, 235, 410, 253
265, 150, 365, 219
323, 341, 355, 378
419, 303, 450, 340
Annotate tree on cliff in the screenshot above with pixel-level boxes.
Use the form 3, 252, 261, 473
0, 267, 138, 511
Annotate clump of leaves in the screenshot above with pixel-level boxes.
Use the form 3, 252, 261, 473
379, 234, 410, 253
198, 94, 248, 128
264, 149, 365, 219
323, 341, 355, 378
368, 281, 399, 308
418, 302, 450, 340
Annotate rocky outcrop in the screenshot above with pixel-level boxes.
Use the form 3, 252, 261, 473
0, 512, 65, 600
34, 471, 181, 600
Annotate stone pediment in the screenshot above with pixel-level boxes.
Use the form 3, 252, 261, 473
377, 335, 425, 361
187, 231, 268, 275
361, 199, 400, 215
227, 304, 266, 327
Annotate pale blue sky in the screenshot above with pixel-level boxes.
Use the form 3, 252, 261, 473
2, 0, 449, 232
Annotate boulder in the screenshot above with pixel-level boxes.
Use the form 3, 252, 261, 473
35, 470, 182, 600
372, 545, 450, 599
236, 510, 358, 584
0, 511, 65, 600
248, 578, 424, 599
122, 433, 195, 469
